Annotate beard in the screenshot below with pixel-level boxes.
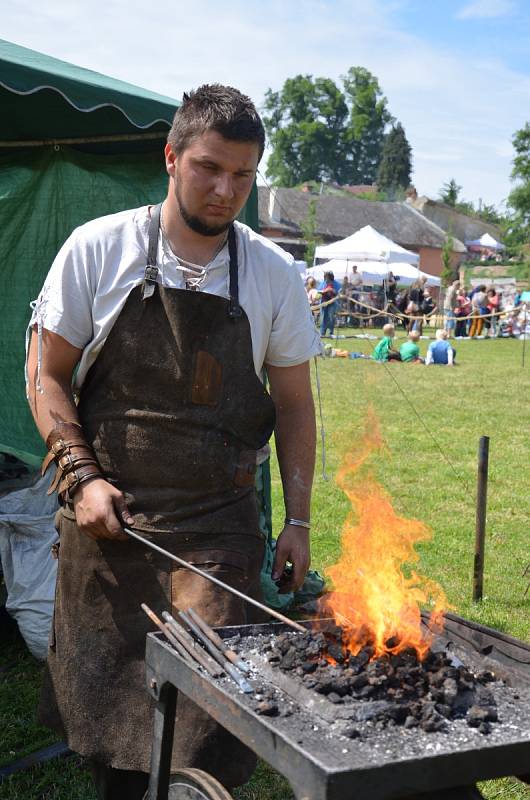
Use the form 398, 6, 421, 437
175, 183, 233, 237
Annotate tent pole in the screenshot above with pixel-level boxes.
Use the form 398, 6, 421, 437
0, 132, 167, 147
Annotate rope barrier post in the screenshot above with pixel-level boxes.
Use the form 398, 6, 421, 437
522, 303, 528, 368
472, 435, 490, 602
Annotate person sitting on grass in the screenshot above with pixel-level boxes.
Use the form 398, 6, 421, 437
399, 330, 423, 363
425, 329, 456, 366
373, 323, 401, 361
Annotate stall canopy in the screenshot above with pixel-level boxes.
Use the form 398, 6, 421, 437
465, 233, 505, 251
0, 39, 259, 465
307, 259, 440, 287
314, 225, 420, 265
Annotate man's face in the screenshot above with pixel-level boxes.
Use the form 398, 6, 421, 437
165, 131, 259, 236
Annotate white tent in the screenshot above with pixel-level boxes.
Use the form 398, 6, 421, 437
314, 225, 420, 265
306, 259, 440, 287
465, 232, 505, 251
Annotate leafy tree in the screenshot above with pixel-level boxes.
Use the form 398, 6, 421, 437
341, 67, 393, 184
440, 232, 456, 287
263, 68, 393, 186
300, 199, 321, 265
263, 75, 348, 186
476, 203, 503, 225
439, 179, 462, 207
376, 123, 412, 194
508, 122, 530, 237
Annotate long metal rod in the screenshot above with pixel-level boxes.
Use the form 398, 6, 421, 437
176, 611, 253, 693
140, 603, 194, 665
186, 607, 250, 673
159, 612, 223, 678
124, 527, 306, 633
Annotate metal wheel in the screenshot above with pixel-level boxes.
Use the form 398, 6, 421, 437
167, 768, 233, 799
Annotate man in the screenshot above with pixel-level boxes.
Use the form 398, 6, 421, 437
349, 265, 363, 326
318, 270, 340, 336
26, 85, 320, 798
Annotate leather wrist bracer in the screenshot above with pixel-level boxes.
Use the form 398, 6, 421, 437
41, 422, 103, 503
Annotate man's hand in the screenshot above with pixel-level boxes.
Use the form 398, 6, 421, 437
73, 478, 133, 541
271, 524, 310, 594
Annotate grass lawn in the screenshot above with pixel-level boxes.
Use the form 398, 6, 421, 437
1, 325, 529, 799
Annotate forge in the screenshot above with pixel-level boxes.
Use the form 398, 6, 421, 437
145, 613, 530, 800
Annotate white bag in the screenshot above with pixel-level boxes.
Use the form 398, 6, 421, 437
0, 472, 59, 660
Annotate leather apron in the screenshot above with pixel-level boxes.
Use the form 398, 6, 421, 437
39, 205, 276, 786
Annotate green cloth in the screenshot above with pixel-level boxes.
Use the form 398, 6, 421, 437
373, 335, 394, 362
0, 39, 179, 139
399, 340, 420, 362
0, 149, 257, 467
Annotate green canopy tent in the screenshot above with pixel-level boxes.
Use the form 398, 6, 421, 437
0, 39, 258, 466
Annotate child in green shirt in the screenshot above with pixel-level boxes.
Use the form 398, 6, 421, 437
373, 323, 401, 361
399, 330, 422, 362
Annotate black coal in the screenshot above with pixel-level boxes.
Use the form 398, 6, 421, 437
257, 626, 498, 735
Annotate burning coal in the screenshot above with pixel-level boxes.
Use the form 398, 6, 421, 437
317, 408, 448, 660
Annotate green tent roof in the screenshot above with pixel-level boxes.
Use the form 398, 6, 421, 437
0, 39, 180, 140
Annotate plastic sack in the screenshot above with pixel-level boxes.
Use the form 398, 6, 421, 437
0, 471, 59, 660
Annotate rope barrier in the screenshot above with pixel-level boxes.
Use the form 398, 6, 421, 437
310, 292, 523, 324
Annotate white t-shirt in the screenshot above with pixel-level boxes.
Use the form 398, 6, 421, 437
30, 206, 322, 391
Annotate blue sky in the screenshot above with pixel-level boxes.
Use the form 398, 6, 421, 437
3, 0, 530, 208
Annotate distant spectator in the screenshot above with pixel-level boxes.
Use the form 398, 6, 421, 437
444, 280, 460, 337
454, 287, 471, 337
469, 284, 487, 337
426, 329, 456, 365
319, 271, 339, 336
400, 330, 422, 363
373, 323, 401, 362
350, 265, 363, 294
306, 277, 320, 307
383, 271, 397, 303
417, 286, 436, 334
486, 288, 499, 337
406, 277, 427, 332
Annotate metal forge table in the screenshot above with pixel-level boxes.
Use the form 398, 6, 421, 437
144, 613, 530, 800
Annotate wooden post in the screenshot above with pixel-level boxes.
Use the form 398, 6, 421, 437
473, 436, 490, 602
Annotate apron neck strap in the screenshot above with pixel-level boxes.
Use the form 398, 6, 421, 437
143, 204, 241, 319
142, 203, 163, 301
228, 225, 241, 318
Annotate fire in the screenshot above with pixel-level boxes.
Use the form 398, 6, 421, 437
318, 408, 447, 660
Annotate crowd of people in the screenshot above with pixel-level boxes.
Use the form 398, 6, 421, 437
306, 270, 526, 341
442, 280, 506, 338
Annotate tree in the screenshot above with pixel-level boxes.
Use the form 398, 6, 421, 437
376, 123, 412, 194
440, 233, 456, 288
300, 199, 321, 265
263, 68, 393, 186
508, 122, 530, 233
263, 75, 348, 187
439, 179, 462, 207
341, 67, 393, 184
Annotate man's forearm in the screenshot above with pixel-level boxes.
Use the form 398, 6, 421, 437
274, 395, 316, 522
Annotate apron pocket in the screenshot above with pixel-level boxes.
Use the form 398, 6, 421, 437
191, 350, 223, 406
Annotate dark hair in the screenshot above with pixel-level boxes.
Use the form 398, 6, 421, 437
167, 84, 265, 160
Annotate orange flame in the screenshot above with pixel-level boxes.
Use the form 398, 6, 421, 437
318, 408, 447, 660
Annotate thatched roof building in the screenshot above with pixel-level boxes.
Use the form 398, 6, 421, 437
258, 187, 466, 276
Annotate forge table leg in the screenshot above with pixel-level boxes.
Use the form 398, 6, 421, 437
147, 683, 178, 800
